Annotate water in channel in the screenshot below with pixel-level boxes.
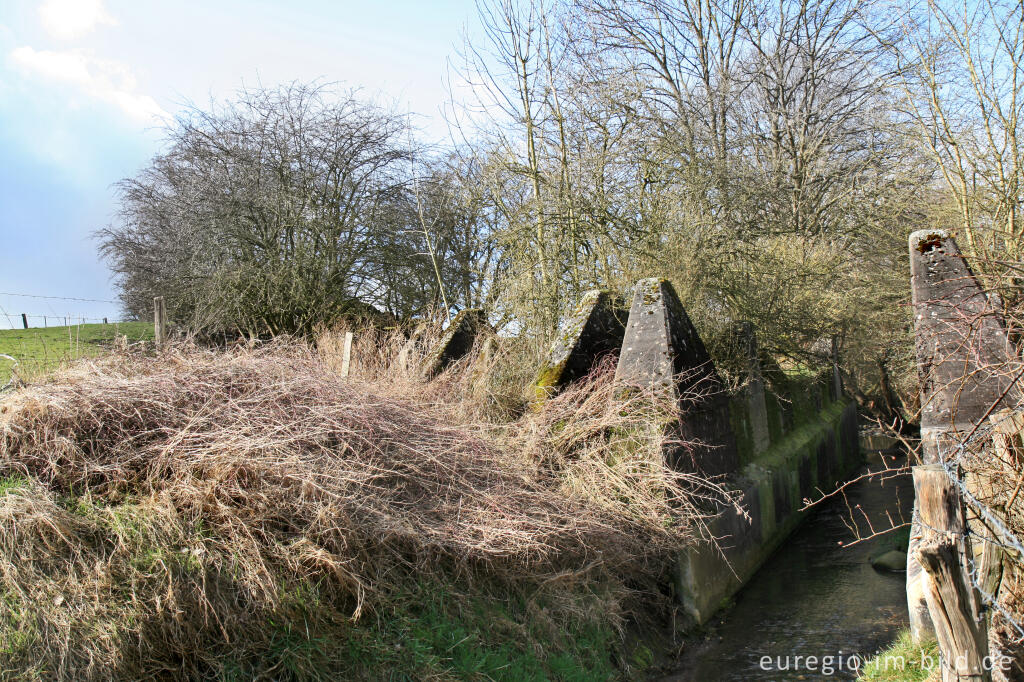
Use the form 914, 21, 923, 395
666, 447, 915, 681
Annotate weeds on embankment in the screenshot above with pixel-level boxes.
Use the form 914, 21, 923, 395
0, 337, 734, 679
858, 630, 940, 681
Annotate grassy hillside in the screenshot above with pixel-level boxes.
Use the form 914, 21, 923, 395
0, 321, 152, 384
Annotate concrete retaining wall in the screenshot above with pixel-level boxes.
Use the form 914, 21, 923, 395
677, 382, 860, 624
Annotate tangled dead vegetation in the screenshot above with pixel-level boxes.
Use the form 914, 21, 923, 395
958, 412, 1024, 675
0, 340, 732, 679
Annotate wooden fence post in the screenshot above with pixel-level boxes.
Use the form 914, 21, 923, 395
340, 331, 353, 378
21, 314, 27, 329
914, 464, 990, 681
154, 296, 167, 349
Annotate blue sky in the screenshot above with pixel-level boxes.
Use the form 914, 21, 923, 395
0, 0, 476, 327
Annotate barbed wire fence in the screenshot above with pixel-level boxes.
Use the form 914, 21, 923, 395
941, 411, 1024, 644
0, 292, 117, 304
0, 291, 137, 395
0, 291, 124, 330
16, 314, 115, 326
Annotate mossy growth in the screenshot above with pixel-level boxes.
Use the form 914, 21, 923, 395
531, 290, 627, 405
764, 391, 785, 443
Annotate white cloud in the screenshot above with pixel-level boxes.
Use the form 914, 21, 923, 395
38, 0, 116, 40
9, 45, 168, 122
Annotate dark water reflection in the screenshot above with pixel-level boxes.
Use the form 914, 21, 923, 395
666, 450, 915, 681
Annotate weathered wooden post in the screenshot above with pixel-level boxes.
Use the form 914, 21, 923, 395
914, 464, 990, 681
21, 314, 27, 329
153, 296, 167, 349
340, 331, 354, 378
103, 317, 108, 325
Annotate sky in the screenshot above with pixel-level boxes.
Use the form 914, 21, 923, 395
0, 0, 477, 328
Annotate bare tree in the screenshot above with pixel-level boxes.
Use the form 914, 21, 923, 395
893, 0, 1024, 262
99, 83, 426, 335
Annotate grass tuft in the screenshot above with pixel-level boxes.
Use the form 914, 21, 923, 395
858, 630, 940, 681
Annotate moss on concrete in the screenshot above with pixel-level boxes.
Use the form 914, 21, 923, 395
531, 290, 627, 406
748, 400, 848, 471
764, 392, 785, 443
730, 394, 756, 466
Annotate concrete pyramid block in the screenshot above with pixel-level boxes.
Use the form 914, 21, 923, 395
422, 309, 491, 378
533, 290, 627, 402
615, 278, 739, 476
909, 230, 1018, 453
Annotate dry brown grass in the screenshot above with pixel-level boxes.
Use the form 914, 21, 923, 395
0, 336, 731, 679
316, 321, 545, 424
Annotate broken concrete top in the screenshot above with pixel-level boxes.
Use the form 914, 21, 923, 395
535, 290, 627, 396
909, 230, 1018, 434
423, 309, 490, 378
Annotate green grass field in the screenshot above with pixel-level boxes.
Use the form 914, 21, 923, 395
0, 321, 153, 384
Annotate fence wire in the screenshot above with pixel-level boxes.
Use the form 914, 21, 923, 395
936, 406, 1024, 644
0, 354, 18, 393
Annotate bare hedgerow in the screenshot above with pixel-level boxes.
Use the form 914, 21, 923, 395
0, 340, 734, 679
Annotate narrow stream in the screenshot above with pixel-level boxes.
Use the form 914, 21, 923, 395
666, 448, 915, 680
